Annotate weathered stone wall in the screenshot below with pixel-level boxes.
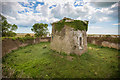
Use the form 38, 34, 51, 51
2, 37, 51, 57
51, 26, 87, 55
87, 37, 120, 50
102, 41, 120, 49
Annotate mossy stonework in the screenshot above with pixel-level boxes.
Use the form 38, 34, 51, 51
51, 17, 88, 55
51, 17, 88, 32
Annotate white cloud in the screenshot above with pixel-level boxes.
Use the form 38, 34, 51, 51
51, 2, 93, 19
16, 27, 33, 33
2, 2, 59, 27
5, 15, 16, 21
36, 4, 42, 11
1, 0, 119, 2
99, 17, 109, 22
99, 8, 114, 14
111, 2, 118, 8
43, 0, 75, 6
1, 0, 28, 2
1, 2, 26, 17
2, 1, 117, 26
1, 1, 118, 34
112, 23, 120, 25
36, 0, 44, 2
89, 26, 102, 29
2, 1, 117, 24
87, 25, 118, 35
50, 2, 117, 24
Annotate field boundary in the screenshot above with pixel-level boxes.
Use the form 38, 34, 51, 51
2, 36, 120, 57
2, 37, 51, 57
87, 37, 120, 50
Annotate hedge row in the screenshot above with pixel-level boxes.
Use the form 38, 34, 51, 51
2, 37, 35, 42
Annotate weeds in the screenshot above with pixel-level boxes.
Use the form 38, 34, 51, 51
2, 43, 119, 78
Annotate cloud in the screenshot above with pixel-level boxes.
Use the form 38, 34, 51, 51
90, 2, 116, 8
87, 24, 118, 35
51, 2, 94, 20
112, 23, 120, 25
99, 17, 109, 22
1, 2, 35, 26
1, 2, 25, 17
43, 0, 75, 6
1, 0, 120, 2
1, 1, 118, 34
89, 26, 102, 29
1, 2, 59, 27
1, 0, 28, 2
36, 4, 50, 17
2, 1, 117, 25
51, 2, 118, 24
37, 0, 43, 2
16, 26, 34, 33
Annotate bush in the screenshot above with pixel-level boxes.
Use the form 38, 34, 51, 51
25, 34, 31, 37
2, 37, 35, 42
17, 37, 35, 42
105, 35, 111, 37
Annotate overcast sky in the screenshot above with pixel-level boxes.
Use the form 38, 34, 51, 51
1, 0, 120, 34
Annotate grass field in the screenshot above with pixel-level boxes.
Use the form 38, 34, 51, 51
2, 42, 119, 78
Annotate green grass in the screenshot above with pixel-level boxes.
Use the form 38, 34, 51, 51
2, 42, 119, 78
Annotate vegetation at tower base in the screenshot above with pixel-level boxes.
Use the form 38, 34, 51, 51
52, 18, 88, 32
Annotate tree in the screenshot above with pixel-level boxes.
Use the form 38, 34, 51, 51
0, 14, 18, 37
6, 31, 17, 37
31, 23, 48, 37
0, 14, 6, 36
0, 14, 6, 21
11, 24, 18, 31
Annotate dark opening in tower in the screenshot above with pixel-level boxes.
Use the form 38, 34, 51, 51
79, 37, 82, 47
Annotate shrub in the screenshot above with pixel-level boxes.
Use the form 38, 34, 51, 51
25, 34, 31, 37
17, 37, 35, 42
2, 36, 35, 42
105, 35, 111, 37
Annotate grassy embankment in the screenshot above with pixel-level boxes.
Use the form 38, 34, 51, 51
2, 42, 119, 78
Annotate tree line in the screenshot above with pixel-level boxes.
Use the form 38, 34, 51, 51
0, 14, 49, 37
